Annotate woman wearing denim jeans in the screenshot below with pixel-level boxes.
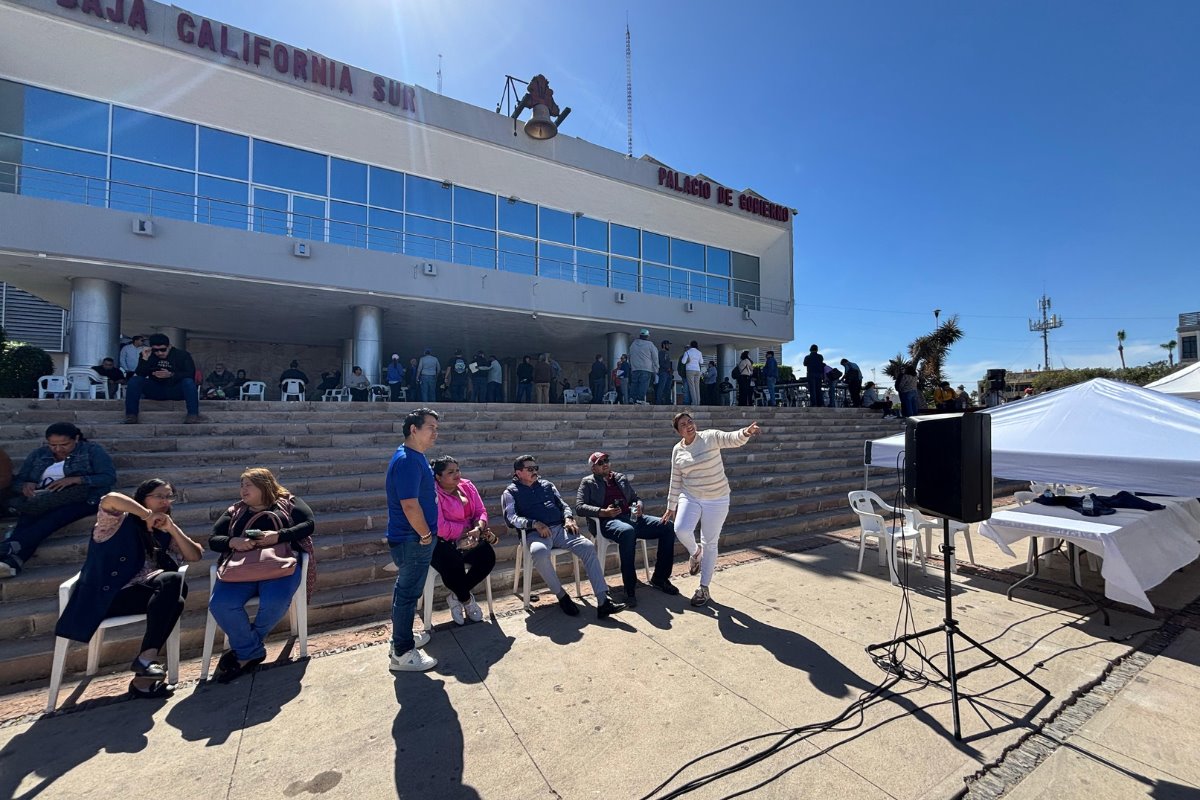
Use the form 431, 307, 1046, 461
208, 468, 316, 683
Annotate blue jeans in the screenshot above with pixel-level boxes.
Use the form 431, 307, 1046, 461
419, 375, 436, 402
656, 372, 673, 404
806, 376, 824, 407
516, 383, 532, 403
901, 390, 919, 417
471, 375, 488, 402
390, 539, 434, 653
449, 381, 468, 402
2, 500, 97, 568
628, 371, 651, 404
488, 382, 504, 402
209, 567, 304, 660
125, 376, 199, 416
599, 515, 675, 593
766, 377, 777, 406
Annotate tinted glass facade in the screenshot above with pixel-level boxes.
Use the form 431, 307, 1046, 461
0, 79, 762, 307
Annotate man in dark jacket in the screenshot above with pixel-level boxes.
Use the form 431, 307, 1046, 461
588, 354, 608, 404
576, 452, 678, 607
125, 333, 200, 423
803, 344, 825, 408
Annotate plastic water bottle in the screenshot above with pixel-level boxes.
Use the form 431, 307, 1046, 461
632, 500, 643, 521
1041, 488, 1054, 500
1082, 494, 1095, 515
1054, 483, 1065, 496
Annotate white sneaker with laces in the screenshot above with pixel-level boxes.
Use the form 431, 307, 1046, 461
447, 592, 466, 626
413, 629, 430, 648
464, 593, 484, 622
389, 647, 437, 672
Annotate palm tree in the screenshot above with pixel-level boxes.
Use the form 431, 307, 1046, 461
1162, 340, 1177, 366
882, 315, 965, 397
1116, 330, 1126, 370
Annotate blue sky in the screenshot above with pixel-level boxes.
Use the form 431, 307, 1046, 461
182, 0, 1198, 390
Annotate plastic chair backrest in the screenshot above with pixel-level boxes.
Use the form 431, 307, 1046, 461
241, 380, 266, 398
40, 375, 70, 393
563, 389, 577, 404
282, 379, 305, 397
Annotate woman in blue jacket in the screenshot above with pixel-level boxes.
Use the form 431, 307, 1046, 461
2, 423, 116, 578
55, 479, 202, 698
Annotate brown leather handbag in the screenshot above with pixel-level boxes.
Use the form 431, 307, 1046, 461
216, 507, 298, 583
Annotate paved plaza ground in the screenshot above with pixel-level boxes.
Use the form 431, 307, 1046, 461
2, 519, 1198, 800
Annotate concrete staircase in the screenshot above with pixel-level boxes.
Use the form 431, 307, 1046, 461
0, 398, 901, 688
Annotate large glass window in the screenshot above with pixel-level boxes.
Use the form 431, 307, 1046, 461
643, 231, 669, 264
539, 243, 574, 281
252, 188, 288, 236
643, 264, 670, 298
705, 246, 731, 276
0, 81, 109, 152
405, 175, 451, 220
499, 235, 536, 275
611, 224, 639, 258
111, 107, 194, 170
253, 140, 326, 195
731, 252, 761, 282
453, 225, 496, 268
197, 176, 247, 229
704, 275, 730, 305
110, 158, 193, 220
292, 196, 326, 242
576, 248, 607, 286
2, 137, 107, 206
367, 207, 403, 253
539, 208, 573, 245
405, 214, 451, 260
499, 198, 536, 236
576, 216, 607, 252
611, 257, 639, 292
331, 158, 367, 203
330, 201, 367, 248
368, 166, 403, 210
453, 186, 495, 229
1181, 335, 1197, 361
198, 127, 247, 179
670, 238, 704, 270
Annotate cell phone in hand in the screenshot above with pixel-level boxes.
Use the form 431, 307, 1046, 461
245, 529, 264, 540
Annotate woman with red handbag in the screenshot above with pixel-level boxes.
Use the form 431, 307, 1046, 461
208, 468, 315, 683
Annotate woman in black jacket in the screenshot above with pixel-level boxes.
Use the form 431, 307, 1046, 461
208, 468, 316, 683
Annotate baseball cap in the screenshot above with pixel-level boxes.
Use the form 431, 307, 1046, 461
661, 339, 671, 345
391, 353, 400, 359
639, 328, 649, 336
588, 451, 609, 466
423, 348, 432, 354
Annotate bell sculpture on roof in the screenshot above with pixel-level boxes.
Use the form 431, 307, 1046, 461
511, 74, 571, 141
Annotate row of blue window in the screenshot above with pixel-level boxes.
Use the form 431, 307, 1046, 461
0, 79, 763, 299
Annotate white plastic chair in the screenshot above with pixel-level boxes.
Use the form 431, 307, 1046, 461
199, 552, 309, 681
37, 375, 71, 399
562, 389, 578, 404
602, 391, 617, 404
511, 525, 583, 612
847, 491, 926, 585
584, 517, 650, 584
417, 565, 495, 631
368, 384, 391, 402
66, 367, 108, 399
240, 381, 266, 401
280, 379, 306, 401
322, 388, 350, 402
904, 508, 974, 573
46, 565, 189, 712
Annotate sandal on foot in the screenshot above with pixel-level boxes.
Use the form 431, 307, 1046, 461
131, 657, 166, 678
688, 545, 704, 576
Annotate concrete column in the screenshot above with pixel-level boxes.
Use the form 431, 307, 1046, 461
352, 305, 383, 384
342, 338, 355, 385
156, 327, 186, 351
68, 277, 120, 368
717, 343, 737, 385
606, 331, 630, 373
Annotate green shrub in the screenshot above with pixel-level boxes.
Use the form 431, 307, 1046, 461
0, 329, 55, 397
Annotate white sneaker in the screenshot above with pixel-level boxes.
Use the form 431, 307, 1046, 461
413, 629, 430, 648
389, 647, 437, 672
447, 592, 466, 626
464, 593, 484, 622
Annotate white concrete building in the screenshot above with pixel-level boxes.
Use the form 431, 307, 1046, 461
0, 0, 794, 390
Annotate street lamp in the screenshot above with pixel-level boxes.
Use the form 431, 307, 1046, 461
933, 308, 941, 326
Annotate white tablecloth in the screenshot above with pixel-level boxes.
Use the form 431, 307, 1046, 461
979, 496, 1200, 612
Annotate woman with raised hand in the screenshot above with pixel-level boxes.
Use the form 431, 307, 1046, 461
55, 479, 202, 698
208, 468, 316, 683
662, 412, 760, 607
429, 456, 497, 626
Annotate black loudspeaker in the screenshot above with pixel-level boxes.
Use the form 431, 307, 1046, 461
904, 413, 992, 523
986, 368, 1007, 392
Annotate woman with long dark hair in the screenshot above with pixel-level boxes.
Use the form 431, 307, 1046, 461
3, 422, 116, 578
208, 468, 316, 683
735, 351, 755, 407
429, 456, 497, 626
55, 478, 202, 698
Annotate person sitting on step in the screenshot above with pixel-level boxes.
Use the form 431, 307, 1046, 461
125, 333, 201, 424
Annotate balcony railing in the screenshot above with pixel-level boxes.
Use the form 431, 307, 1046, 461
0, 160, 790, 315
1179, 312, 1200, 328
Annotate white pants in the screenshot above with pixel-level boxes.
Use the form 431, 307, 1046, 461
673, 494, 730, 586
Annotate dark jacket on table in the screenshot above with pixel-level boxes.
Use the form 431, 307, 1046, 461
135, 347, 196, 387
56, 516, 177, 642
15, 441, 116, 504
576, 471, 639, 518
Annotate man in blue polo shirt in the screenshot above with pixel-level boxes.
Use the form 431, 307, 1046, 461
386, 407, 440, 672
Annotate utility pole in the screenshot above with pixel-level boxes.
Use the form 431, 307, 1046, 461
437, 54, 443, 95
1028, 294, 1063, 372
625, 20, 633, 159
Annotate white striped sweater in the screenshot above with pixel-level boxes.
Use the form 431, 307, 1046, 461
666, 428, 750, 510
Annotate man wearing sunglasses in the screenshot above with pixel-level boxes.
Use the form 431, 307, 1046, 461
576, 452, 679, 608
125, 333, 200, 424
502, 455, 625, 619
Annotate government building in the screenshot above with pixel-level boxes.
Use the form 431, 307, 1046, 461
0, 0, 794, 392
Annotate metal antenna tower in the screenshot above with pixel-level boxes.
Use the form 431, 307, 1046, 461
437, 54, 443, 94
1028, 294, 1063, 371
625, 19, 633, 158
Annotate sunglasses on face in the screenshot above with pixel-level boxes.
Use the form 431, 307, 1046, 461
520, 465, 540, 473
151, 347, 169, 353
594, 459, 610, 466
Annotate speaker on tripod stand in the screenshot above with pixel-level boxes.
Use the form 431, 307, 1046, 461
867, 412, 1049, 740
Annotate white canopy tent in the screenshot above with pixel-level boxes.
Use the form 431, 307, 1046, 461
866, 378, 1200, 496
1144, 361, 1200, 400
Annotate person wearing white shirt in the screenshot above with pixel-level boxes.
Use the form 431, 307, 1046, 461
681, 340, 704, 407
119, 335, 145, 378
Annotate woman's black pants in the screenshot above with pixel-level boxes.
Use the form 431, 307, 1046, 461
429, 538, 496, 602
105, 571, 188, 654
